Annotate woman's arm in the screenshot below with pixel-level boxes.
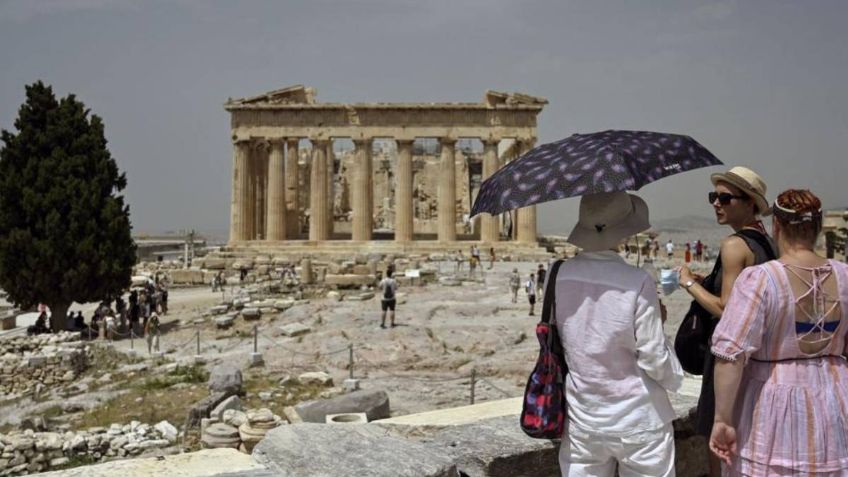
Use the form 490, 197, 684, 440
681, 236, 751, 318
713, 357, 745, 424
710, 356, 746, 464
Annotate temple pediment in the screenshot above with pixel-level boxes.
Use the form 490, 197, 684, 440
231, 85, 317, 105
484, 90, 548, 107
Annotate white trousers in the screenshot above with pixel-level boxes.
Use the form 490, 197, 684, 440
559, 422, 675, 477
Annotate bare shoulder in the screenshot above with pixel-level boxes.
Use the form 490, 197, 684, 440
720, 235, 752, 265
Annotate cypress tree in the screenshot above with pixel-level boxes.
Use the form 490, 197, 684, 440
0, 81, 136, 331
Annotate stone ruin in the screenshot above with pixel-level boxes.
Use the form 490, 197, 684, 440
0, 420, 178, 476
0, 332, 90, 399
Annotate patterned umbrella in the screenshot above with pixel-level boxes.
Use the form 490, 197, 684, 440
471, 130, 723, 217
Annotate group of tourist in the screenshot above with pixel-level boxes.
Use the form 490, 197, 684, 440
549, 166, 847, 476
453, 246, 498, 277
505, 263, 548, 315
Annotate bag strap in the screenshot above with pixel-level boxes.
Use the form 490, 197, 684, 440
541, 260, 565, 325
736, 229, 778, 261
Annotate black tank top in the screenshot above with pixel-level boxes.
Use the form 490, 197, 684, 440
703, 228, 778, 318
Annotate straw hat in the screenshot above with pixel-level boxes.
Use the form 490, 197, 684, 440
710, 166, 770, 216
568, 192, 650, 252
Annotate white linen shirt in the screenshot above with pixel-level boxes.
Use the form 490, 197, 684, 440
551, 251, 683, 436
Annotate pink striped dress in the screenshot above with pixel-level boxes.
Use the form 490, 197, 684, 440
711, 259, 848, 476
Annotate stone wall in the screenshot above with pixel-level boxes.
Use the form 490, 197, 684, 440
0, 333, 89, 398
0, 420, 177, 476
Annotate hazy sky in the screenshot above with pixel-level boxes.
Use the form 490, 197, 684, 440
1, 0, 846, 238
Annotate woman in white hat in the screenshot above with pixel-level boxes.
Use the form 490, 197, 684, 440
558, 191, 683, 477
676, 166, 777, 477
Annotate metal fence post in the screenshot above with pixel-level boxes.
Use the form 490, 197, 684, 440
196, 328, 200, 355
130, 329, 134, 350
253, 325, 258, 353
470, 368, 477, 405
349, 344, 354, 379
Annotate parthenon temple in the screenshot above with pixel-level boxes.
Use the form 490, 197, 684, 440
224, 85, 548, 257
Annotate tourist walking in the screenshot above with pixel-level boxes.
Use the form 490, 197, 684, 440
709, 189, 848, 475
104, 312, 116, 341
378, 269, 398, 328
695, 239, 704, 261
454, 250, 464, 274
469, 246, 479, 278
665, 239, 674, 259
525, 274, 536, 316
488, 247, 496, 269
536, 264, 546, 298
684, 243, 692, 263
509, 268, 521, 303
676, 166, 776, 477
145, 311, 161, 353
556, 192, 683, 477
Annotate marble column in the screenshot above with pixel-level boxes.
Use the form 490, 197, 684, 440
325, 141, 335, 237
395, 139, 414, 242
246, 146, 256, 240
481, 138, 501, 243
516, 139, 538, 244
229, 140, 251, 243
352, 138, 374, 241
438, 137, 458, 242
266, 139, 286, 241
309, 139, 330, 241
256, 147, 268, 240
285, 139, 300, 239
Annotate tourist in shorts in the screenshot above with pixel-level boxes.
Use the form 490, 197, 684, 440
666, 239, 674, 260
509, 268, 521, 303
525, 274, 536, 316
378, 269, 398, 329
536, 263, 546, 297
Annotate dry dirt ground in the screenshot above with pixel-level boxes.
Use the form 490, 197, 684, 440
98, 255, 710, 418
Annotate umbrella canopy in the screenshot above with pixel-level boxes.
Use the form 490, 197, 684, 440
471, 130, 723, 217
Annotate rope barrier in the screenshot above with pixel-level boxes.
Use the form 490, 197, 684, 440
98, 311, 513, 405
478, 377, 514, 398
353, 351, 471, 383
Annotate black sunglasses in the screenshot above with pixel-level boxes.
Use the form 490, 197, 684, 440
708, 192, 747, 205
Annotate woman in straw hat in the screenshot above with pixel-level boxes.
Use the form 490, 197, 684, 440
677, 166, 777, 477
558, 191, 683, 477
710, 189, 848, 475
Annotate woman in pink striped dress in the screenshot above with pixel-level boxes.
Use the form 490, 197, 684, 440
709, 189, 848, 476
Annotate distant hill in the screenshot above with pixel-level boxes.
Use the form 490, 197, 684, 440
652, 215, 717, 234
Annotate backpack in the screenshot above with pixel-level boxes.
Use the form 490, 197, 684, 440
383, 280, 395, 300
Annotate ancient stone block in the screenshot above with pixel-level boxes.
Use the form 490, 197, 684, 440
241, 308, 261, 321
208, 365, 243, 395
211, 395, 245, 421
297, 372, 333, 387
200, 423, 240, 449
215, 315, 236, 329
294, 389, 389, 423
187, 391, 234, 429
278, 323, 311, 337
252, 423, 457, 477
324, 274, 376, 288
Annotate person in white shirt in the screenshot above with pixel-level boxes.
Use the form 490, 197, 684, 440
525, 274, 537, 316
556, 191, 683, 477
665, 239, 674, 259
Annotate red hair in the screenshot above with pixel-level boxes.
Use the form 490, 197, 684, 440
772, 189, 822, 245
